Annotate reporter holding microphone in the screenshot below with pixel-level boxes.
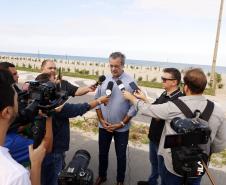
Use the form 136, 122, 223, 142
122, 68, 226, 185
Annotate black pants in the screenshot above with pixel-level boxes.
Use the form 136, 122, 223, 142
98, 128, 129, 183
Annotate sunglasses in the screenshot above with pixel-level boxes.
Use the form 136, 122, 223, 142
161, 77, 176, 82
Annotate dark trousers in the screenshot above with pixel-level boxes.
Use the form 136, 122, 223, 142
159, 156, 201, 185
41, 152, 65, 185
98, 128, 129, 183
148, 141, 161, 185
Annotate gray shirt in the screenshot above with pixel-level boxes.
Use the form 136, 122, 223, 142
135, 95, 226, 176
95, 72, 137, 132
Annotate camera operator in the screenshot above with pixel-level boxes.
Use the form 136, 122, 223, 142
35, 73, 109, 185
40, 59, 96, 181
123, 68, 226, 185
0, 69, 46, 185
41, 59, 96, 96
0, 62, 35, 165
138, 68, 183, 185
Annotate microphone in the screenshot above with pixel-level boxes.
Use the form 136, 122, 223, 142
105, 81, 114, 96
116, 79, 125, 91
95, 75, 106, 86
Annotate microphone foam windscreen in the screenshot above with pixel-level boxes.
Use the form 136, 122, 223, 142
116, 79, 125, 91
99, 75, 106, 83
106, 81, 114, 96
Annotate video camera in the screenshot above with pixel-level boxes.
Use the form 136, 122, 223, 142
164, 117, 211, 148
9, 80, 68, 148
164, 117, 211, 177
58, 150, 93, 185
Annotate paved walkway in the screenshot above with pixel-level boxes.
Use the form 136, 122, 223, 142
65, 130, 225, 185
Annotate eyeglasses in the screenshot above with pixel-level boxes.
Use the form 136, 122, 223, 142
161, 77, 176, 82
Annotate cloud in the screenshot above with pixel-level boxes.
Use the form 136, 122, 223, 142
0, 0, 225, 66
128, 0, 221, 19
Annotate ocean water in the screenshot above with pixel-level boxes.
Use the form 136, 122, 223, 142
0, 51, 225, 74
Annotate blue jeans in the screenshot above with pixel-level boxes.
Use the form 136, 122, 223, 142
41, 152, 64, 185
4, 132, 33, 166
98, 128, 129, 183
148, 142, 161, 185
41, 154, 56, 185
159, 156, 202, 185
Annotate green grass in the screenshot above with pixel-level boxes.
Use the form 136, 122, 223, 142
17, 66, 215, 95
16, 66, 40, 73
210, 150, 226, 167
138, 81, 163, 89
17, 66, 98, 80
70, 117, 149, 145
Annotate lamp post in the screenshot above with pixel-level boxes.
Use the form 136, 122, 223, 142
210, 0, 224, 95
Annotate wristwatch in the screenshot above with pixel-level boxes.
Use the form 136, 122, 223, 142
120, 121, 125, 127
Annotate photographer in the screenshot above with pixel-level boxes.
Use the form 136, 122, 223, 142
123, 68, 226, 185
35, 73, 109, 185
0, 69, 46, 185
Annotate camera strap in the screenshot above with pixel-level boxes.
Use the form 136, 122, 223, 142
172, 99, 214, 121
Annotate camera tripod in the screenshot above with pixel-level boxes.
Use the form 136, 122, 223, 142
182, 160, 217, 185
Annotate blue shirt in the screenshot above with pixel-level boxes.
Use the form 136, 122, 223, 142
95, 72, 137, 132
53, 103, 90, 153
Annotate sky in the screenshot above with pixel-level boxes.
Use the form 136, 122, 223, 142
0, 0, 225, 66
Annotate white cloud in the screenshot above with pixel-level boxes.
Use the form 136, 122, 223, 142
0, 0, 225, 66
130, 0, 220, 19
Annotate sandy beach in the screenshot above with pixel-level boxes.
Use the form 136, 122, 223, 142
0, 55, 226, 95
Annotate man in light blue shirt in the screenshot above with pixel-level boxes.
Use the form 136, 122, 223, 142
94, 52, 137, 185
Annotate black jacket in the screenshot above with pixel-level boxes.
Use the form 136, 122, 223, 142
148, 89, 183, 144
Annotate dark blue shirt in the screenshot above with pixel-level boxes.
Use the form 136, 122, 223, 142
53, 103, 90, 153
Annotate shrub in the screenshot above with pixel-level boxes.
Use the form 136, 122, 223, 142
218, 83, 224, 89
151, 77, 157, 82
138, 76, 143, 81
216, 73, 222, 83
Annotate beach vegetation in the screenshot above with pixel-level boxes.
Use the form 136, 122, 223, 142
70, 117, 149, 144
138, 76, 143, 81
216, 73, 222, 83
15, 66, 218, 95
218, 83, 224, 89
151, 77, 157, 82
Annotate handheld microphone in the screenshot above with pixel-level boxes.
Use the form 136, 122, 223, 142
105, 81, 114, 96
129, 82, 140, 92
95, 75, 106, 86
116, 79, 125, 91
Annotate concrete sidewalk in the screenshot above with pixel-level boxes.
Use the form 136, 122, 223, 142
65, 130, 225, 185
